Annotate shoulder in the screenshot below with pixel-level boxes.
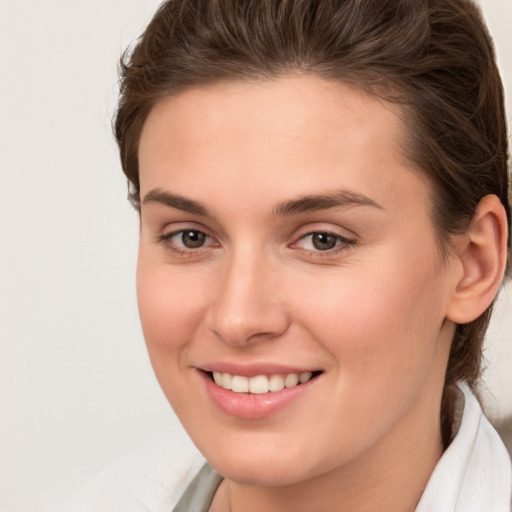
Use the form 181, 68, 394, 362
54, 438, 205, 512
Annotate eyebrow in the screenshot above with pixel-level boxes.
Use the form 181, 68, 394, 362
273, 190, 384, 217
141, 187, 383, 217
142, 188, 212, 216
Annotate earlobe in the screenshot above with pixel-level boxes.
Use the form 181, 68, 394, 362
446, 194, 508, 324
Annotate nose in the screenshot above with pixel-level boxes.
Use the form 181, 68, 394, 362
205, 249, 290, 346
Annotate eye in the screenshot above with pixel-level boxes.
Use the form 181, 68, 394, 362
308, 232, 339, 251
293, 231, 355, 253
159, 229, 216, 252
176, 230, 207, 249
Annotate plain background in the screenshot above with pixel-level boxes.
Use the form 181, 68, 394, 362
0, 1, 511, 511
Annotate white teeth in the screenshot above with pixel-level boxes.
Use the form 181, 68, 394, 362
212, 371, 315, 393
269, 374, 285, 392
221, 373, 233, 390
299, 372, 312, 383
231, 375, 249, 393
249, 375, 269, 394
284, 373, 299, 388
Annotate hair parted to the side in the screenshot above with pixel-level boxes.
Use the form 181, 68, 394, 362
114, 0, 511, 445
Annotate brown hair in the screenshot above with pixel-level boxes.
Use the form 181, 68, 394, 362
114, 0, 511, 445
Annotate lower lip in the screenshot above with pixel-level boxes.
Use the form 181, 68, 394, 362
199, 371, 320, 419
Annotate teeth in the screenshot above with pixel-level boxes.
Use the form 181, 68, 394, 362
249, 375, 269, 394
269, 374, 285, 392
284, 373, 299, 388
231, 375, 249, 392
221, 373, 233, 390
211, 371, 315, 394
299, 372, 312, 383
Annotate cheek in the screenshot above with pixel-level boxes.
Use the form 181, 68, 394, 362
136, 255, 208, 368
292, 254, 447, 386
135, 257, 216, 422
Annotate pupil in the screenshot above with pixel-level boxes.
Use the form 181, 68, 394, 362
182, 231, 205, 248
312, 233, 337, 251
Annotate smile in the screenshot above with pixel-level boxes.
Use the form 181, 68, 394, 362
212, 371, 316, 394
200, 368, 323, 419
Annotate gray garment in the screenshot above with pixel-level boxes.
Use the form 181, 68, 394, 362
173, 463, 222, 512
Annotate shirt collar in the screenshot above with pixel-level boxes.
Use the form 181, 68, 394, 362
415, 382, 511, 512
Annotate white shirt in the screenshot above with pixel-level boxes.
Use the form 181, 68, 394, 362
415, 382, 511, 512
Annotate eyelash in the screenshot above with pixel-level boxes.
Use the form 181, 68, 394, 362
157, 229, 217, 257
291, 231, 357, 258
156, 228, 357, 258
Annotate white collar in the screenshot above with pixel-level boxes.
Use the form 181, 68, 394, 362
415, 382, 511, 512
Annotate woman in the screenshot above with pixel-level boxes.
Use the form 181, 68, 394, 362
69, 0, 512, 510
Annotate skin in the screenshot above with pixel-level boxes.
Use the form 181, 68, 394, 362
136, 76, 472, 512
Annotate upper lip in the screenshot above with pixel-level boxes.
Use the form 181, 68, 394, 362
198, 362, 321, 377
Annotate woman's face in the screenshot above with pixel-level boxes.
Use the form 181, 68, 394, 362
137, 76, 459, 486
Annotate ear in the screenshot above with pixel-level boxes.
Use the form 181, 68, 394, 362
446, 194, 508, 324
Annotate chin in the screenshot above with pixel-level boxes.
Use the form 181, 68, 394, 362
211, 457, 309, 487
198, 435, 328, 487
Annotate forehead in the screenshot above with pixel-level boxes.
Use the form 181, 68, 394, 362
138, 75, 430, 216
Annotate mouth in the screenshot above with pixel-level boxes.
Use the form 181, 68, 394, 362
199, 367, 324, 419
205, 370, 323, 394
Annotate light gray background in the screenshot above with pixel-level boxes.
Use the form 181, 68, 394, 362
0, 1, 511, 511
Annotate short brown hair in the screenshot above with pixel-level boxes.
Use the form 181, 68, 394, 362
114, 0, 511, 444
